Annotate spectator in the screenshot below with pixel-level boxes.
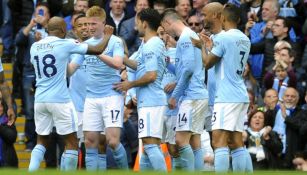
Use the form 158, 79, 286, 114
243, 110, 282, 169
245, 0, 279, 78
243, 62, 260, 100
153, 0, 168, 14
258, 88, 279, 127
264, 63, 296, 101
239, 0, 263, 31
0, 98, 18, 167
106, 0, 131, 35
191, 0, 208, 19
250, 16, 301, 74
64, 0, 89, 31
119, 0, 149, 56
293, 151, 307, 171
273, 87, 306, 169
187, 12, 203, 33
0, 0, 14, 63
175, 0, 191, 21
15, 3, 50, 151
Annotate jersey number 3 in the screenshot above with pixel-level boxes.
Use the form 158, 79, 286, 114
236, 51, 245, 75
34, 54, 57, 78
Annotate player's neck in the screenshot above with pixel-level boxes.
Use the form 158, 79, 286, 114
211, 23, 223, 34
224, 23, 237, 31
174, 22, 186, 37
143, 30, 157, 43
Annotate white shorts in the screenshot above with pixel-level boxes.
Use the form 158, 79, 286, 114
34, 102, 78, 135
83, 95, 124, 132
76, 111, 84, 139
162, 115, 177, 144
211, 103, 249, 132
176, 99, 209, 134
138, 106, 166, 139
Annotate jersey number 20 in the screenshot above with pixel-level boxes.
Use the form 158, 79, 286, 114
34, 54, 57, 78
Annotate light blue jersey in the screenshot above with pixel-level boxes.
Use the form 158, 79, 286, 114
162, 48, 178, 116
135, 36, 167, 108
85, 35, 124, 98
171, 27, 208, 101
211, 29, 251, 103
125, 51, 139, 105
207, 31, 224, 107
69, 54, 87, 112
30, 36, 88, 103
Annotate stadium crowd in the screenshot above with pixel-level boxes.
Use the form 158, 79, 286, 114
0, 0, 306, 172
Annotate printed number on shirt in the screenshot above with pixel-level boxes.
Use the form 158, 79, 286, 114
34, 54, 57, 78
236, 51, 245, 75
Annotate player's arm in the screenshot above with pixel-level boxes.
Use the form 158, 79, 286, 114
202, 48, 220, 70
67, 54, 84, 77
0, 72, 15, 126
113, 71, 156, 92
170, 38, 196, 101
86, 25, 114, 55
97, 40, 124, 70
67, 63, 80, 77
123, 55, 137, 70
199, 33, 221, 69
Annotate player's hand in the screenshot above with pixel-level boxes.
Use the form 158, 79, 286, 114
104, 25, 114, 37
113, 81, 132, 92
7, 107, 16, 126
132, 96, 137, 105
124, 106, 132, 122
168, 97, 176, 109
199, 33, 213, 50
190, 37, 202, 49
164, 83, 176, 93
165, 34, 177, 48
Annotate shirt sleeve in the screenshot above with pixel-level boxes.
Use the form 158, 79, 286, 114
171, 35, 196, 100
70, 54, 85, 66
68, 39, 88, 55
143, 44, 158, 72
210, 35, 224, 58
111, 38, 125, 58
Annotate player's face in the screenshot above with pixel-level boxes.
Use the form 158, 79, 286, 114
161, 18, 175, 38
202, 7, 213, 31
250, 112, 265, 131
88, 17, 105, 37
74, 17, 89, 41
136, 17, 145, 37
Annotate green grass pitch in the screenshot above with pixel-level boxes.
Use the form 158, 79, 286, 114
0, 169, 306, 175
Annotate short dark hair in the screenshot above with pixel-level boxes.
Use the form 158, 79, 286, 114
280, 47, 296, 58
161, 8, 181, 21
137, 8, 161, 31
275, 16, 290, 29
222, 3, 241, 24
74, 12, 86, 23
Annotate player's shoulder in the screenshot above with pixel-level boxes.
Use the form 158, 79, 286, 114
145, 36, 164, 48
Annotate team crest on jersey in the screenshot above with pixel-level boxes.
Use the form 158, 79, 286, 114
74, 40, 80, 44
